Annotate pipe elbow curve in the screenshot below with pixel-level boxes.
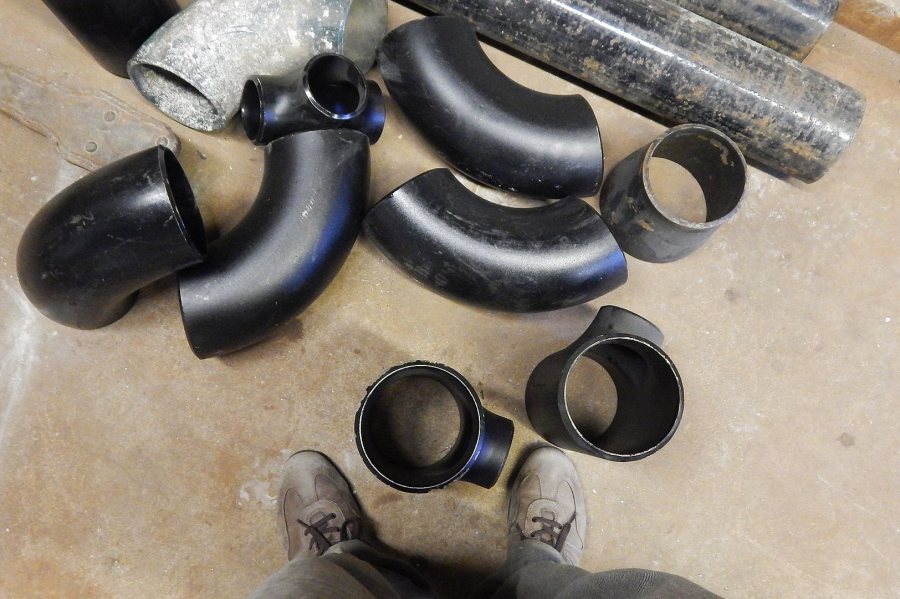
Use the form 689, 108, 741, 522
178, 129, 370, 359
16, 146, 206, 329
362, 169, 627, 312
378, 16, 603, 198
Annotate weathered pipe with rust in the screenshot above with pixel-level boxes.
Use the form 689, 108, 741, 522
403, 0, 865, 183
670, 0, 839, 60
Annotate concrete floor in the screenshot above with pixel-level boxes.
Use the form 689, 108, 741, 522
1, 1, 898, 597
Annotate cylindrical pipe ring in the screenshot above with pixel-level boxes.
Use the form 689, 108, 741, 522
355, 362, 514, 493
600, 124, 747, 263
525, 306, 683, 461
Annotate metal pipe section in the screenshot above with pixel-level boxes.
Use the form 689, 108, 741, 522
525, 306, 683, 462
41, 0, 179, 77
378, 16, 604, 198
363, 169, 627, 312
177, 130, 370, 359
670, 0, 839, 60
401, 3, 866, 183
128, 0, 387, 131
600, 124, 747, 263
355, 362, 514, 493
17, 147, 206, 329
241, 54, 386, 146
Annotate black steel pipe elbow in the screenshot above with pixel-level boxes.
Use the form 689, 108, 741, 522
178, 129, 370, 358
525, 306, 683, 461
17, 146, 206, 329
378, 16, 603, 198
356, 362, 514, 493
42, 0, 180, 77
363, 169, 627, 312
241, 53, 386, 146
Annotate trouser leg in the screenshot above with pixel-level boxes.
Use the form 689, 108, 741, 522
247, 540, 434, 599
473, 539, 721, 599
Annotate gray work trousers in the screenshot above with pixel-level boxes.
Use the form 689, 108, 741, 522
248, 539, 721, 598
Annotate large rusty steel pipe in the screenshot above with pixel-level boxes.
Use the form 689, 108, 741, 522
670, 0, 839, 60
401, 2, 865, 183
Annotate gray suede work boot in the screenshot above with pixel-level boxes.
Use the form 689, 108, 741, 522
278, 451, 364, 560
507, 446, 587, 566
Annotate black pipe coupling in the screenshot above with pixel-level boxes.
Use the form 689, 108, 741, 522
526, 306, 683, 461
241, 53, 386, 146
378, 16, 603, 198
17, 146, 206, 329
363, 169, 627, 312
355, 362, 514, 493
178, 129, 370, 358
600, 124, 747, 263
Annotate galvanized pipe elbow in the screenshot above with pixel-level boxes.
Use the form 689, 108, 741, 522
128, 0, 387, 131
177, 129, 370, 359
241, 54, 386, 146
17, 147, 206, 329
378, 17, 603, 198
363, 169, 627, 312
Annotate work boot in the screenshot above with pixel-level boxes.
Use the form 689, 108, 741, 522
278, 451, 365, 560
507, 446, 586, 566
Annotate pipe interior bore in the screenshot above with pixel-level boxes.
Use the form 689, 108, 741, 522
359, 366, 479, 489
643, 126, 746, 228
564, 337, 682, 458
159, 147, 206, 255
133, 65, 221, 129
304, 54, 367, 119
241, 80, 266, 142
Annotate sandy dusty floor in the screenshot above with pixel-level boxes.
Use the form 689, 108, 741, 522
0, 1, 898, 597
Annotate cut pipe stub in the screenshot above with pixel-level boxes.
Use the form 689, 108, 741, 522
525, 306, 683, 461
600, 124, 747, 263
356, 362, 514, 493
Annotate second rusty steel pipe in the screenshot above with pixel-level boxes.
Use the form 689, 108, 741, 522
403, 0, 865, 183
670, 0, 839, 60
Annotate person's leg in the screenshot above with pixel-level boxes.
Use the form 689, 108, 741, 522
475, 447, 720, 599
247, 451, 434, 599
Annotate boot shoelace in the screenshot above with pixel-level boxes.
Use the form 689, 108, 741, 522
300, 513, 361, 555
528, 513, 575, 552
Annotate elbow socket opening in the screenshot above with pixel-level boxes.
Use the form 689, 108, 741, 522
159, 147, 206, 255
130, 64, 221, 128
303, 54, 367, 120
241, 79, 265, 142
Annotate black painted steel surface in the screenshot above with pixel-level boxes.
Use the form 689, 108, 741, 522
378, 17, 604, 198
17, 147, 206, 329
363, 169, 627, 312
402, 0, 865, 183
525, 306, 684, 461
356, 362, 514, 492
241, 54, 386, 145
177, 130, 370, 359
42, 0, 179, 77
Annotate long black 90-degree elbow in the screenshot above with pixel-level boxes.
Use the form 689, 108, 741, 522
363, 169, 627, 312
17, 146, 207, 329
177, 129, 370, 359
241, 54, 386, 146
378, 16, 603, 198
